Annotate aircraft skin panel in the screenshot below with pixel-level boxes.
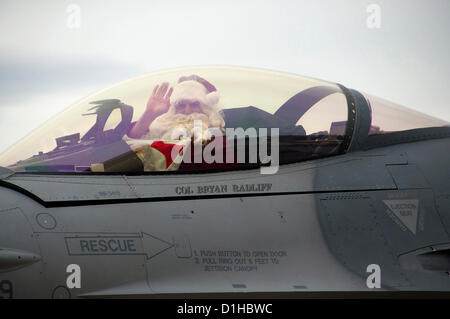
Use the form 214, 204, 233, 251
138, 194, 367, 292
314, 138, 450, 291
3, 175, 140, 202
36, 232, 149, 296
0, 184, 369, 298
386, 164, 430, 190
371, 190, 450, 290
1, 150, 405, 205
436, 195, 450, 236
318, 189, 450, 290
0, 138, 450, 297
393, 138, 450, 237
0, 205, 46, 298
398, 243, 450, 291
318, 193, 413, 289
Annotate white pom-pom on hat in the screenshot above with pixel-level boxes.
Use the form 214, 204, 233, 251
205, 90, 219, 107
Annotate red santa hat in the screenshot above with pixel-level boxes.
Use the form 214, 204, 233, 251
170, 75, 219, 110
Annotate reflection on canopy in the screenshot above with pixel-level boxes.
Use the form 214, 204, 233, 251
0, 67, 353, 173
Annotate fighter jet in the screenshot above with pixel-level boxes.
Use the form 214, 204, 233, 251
0, 66, 449, 298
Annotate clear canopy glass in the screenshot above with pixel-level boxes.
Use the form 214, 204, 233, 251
0, 66, 350, 173
364, 93, 449, 135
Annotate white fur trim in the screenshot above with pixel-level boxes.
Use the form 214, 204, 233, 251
205, 91, 219, 107
170, 80, 209, 106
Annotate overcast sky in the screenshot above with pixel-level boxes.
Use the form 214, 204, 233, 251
0, 0, 449, 154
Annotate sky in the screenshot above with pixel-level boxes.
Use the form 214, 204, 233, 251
0, 0, 449, 154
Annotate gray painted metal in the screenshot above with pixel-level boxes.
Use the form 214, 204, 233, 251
0, 166, 14, 179
0, 248, 41, 272
1, 137, 450, 297
2, 151, 402, 204
0, 80, 449, 297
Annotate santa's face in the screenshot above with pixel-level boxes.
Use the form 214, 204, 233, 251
174, 99, 202, 115
147, 95, 225, 144
148, 109, 212, 143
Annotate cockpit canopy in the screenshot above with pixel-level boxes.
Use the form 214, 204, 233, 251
0, 66, 447, 174
363, 93, 448, 135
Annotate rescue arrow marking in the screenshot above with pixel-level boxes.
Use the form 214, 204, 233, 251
64, 232, 174, 260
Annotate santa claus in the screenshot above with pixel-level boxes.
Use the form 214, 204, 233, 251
128, 74, 225, 143
126, 75, 233, 171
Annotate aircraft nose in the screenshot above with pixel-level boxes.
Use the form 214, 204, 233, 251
0, 248, 41, 272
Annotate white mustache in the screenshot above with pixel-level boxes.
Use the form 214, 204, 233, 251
170, 112, 209, 124
148, 109, 225, 142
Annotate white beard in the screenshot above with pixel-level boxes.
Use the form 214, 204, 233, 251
147, 111, 224, 144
